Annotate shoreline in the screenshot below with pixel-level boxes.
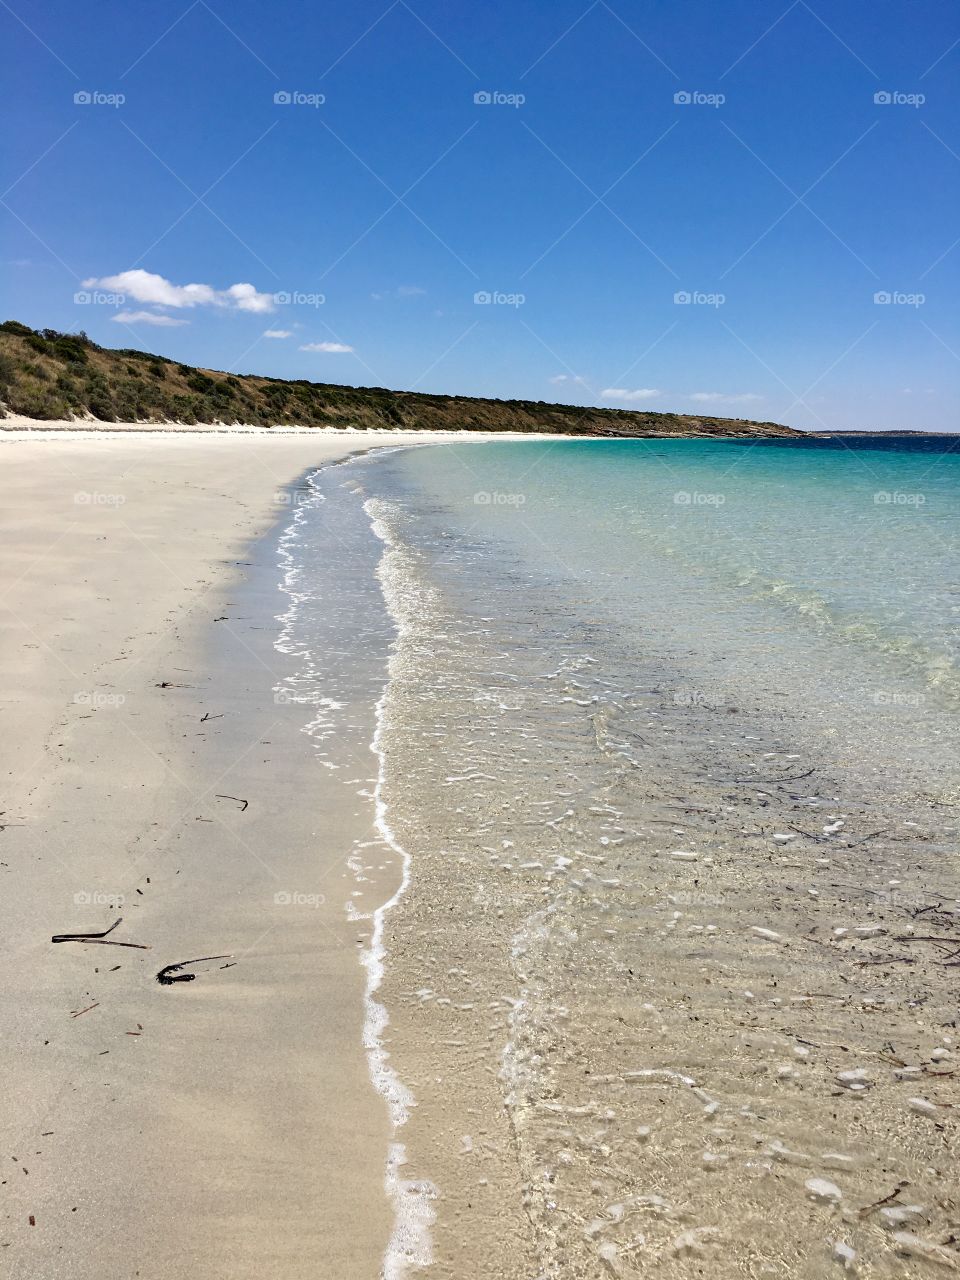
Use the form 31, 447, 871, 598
3, 428, 957, 1278
0, 428, 474, 1278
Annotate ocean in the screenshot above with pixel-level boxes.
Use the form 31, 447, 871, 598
284, 435, 960, 1278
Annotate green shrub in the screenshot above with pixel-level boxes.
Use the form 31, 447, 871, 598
186, 372, 216, 395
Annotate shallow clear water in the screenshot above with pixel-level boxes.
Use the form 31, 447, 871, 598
375, 436, 960, 799
287, 440, 960, 1278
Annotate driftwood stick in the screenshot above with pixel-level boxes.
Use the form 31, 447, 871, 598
70, 1002, 100, 1018
53, 918, 122, 942
215, 795, 249, 812
156, 955, 232, 986
858, 1180, 909, 1219
52, 917, 150, 949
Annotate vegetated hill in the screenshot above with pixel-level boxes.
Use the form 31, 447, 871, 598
0, 321, 799, 437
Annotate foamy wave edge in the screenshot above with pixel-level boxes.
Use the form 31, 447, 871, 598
364, 495, 438, 1279
272, 469, 436, 1279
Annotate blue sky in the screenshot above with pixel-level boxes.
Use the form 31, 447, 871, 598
3, 0, 958, 430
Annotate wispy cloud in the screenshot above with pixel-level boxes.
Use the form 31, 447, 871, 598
689, 392, 762, 404
550, 374, 586, 386
83, 269, 276, 313
112, 310, 188, 327
299, 341, 354, 353
263, 328, 292, 339
601, 387, 663, 402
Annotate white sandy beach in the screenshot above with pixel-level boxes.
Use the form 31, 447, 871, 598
0, 425, 530, 1279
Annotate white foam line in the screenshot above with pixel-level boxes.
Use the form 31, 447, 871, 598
364, 497, 437, 1280
273, 465, 435, 1276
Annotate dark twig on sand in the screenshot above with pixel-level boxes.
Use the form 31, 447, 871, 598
52, 918, 150, 949
847, 828, 890, 846
717, 769, 816, 785
156, 955, 232, 986
69, 1002, 99, 1018
789, 824, 829, 843
857, 1180, 909, 1219
215, 794, 248, 811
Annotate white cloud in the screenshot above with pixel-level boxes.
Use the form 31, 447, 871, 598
83, 269, 275, 313
112, 310, 188, 327
688, 392, 763, 404
299, 341, 354, 353
550, 374, 586, 386
602, 387, 663, 402
263, 328, 292, 339
224, 282, 275, 313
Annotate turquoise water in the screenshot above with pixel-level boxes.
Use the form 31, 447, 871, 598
292, 438, 960, 1275
373, 436, 960, 797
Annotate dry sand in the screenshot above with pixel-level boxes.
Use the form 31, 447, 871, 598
0, 425, 505, 1280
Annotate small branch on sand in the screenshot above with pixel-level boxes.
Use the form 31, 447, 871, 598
894, 935, 960, 946
847, 828, 890, 846
789, 824, 829, 843
215, 794, 248, 812
739, 768, 816, 784
200, 712, 223, 722
715, 769, 816, 785
69, 1002, 99, 1018
52, 918, 150, 949
857, 1180, 909, 1219
156, 955, 232, 986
